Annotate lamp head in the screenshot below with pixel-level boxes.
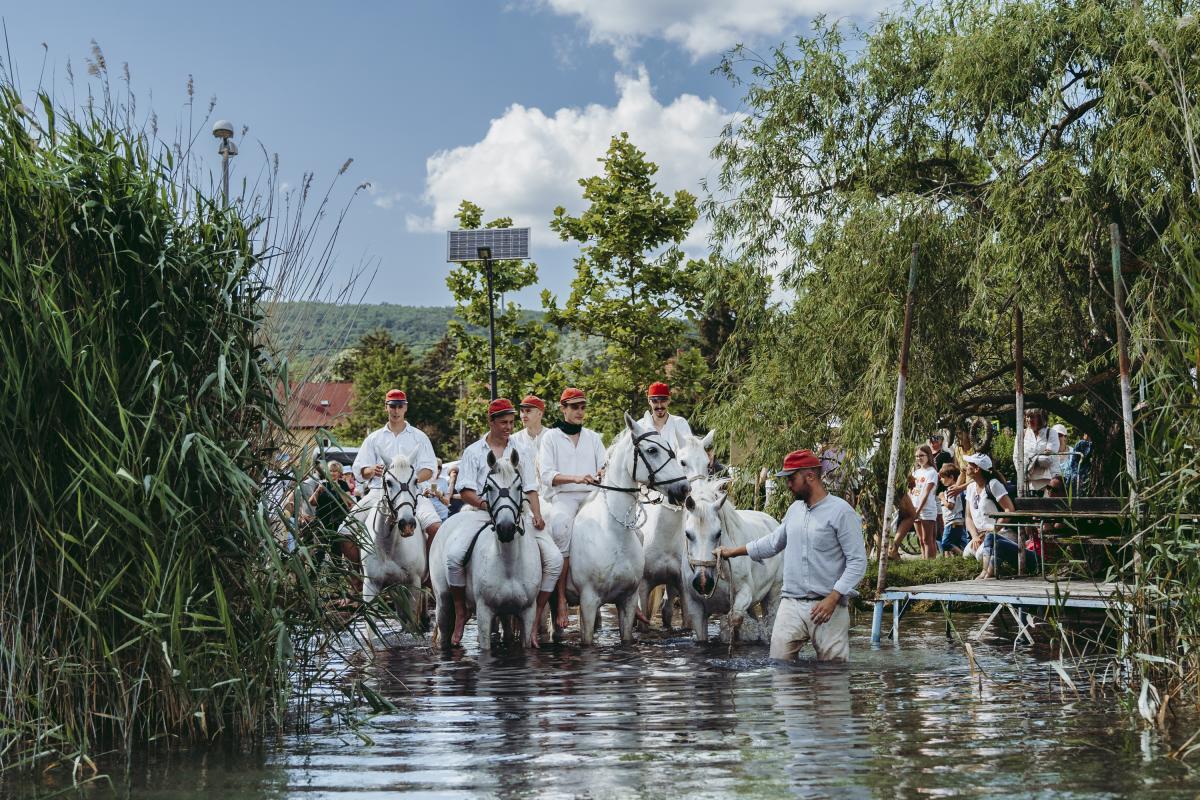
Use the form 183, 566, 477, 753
212, 120, 235, 139
477, 246, 492, 260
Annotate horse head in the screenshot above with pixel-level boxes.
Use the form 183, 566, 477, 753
485, 448, 525, 543
677, 430, 714, 484
380, 453, 420, 537
682, 478, 732, 597
623, 412, 690, 505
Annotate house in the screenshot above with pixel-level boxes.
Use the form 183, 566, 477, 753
285, 381, 354, 446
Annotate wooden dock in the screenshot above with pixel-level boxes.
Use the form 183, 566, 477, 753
878, 578, 1133, 642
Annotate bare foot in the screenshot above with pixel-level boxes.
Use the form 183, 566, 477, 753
975, 569, 992, 580
555, 603, 570, 630
528, 628, 540, 649
635, 608, 651, 626
451, 616, 466, 646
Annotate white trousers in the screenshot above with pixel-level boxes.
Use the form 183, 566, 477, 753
769, 598, 851, 662
445, 510, 562, 593
546, 492, 592, 557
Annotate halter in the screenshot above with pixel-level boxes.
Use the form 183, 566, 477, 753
378, 465, 419, 530
482, 468, 526, 536
598, 429, 689, 495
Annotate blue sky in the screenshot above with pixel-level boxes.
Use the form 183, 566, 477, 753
1, 1, 885, 307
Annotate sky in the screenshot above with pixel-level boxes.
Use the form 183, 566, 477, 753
1, 0, 888, 307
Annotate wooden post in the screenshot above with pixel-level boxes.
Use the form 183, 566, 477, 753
1014, 306, 1026, 576
871, 243, 919, 645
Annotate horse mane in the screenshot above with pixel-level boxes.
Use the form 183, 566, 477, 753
605, 428, 636, 483
488, 449, 522, 486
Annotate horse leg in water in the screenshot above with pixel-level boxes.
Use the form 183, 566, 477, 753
683, 590, 710, 643
476, 605, 496, 651
520, 604, 538, 649
617, 594, 638, 644
578, 589, 601, 647
434, 590, 455, 650
636, 581, 654, 632
721, 584, 755, 644
661, 584, 676, 629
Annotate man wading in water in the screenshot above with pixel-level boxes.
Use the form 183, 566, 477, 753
714, 450, 867, 662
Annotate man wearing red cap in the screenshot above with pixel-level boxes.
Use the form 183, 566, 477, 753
639, 382, 694, 451
511, 394, 547, 490
351, 388, 441, 539
715, 449, 867, 662
539, 387, 607, 629
445, 398, 560, 646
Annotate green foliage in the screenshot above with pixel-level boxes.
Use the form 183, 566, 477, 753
703, 0, 1200, 498
548, 133, 708, 436
444, 201, 567, 434
0, 86, 335, 766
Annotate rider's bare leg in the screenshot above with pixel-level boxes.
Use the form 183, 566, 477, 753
531, 590, 553, 648
450, 584, 468, 646
555, 558, 570, 629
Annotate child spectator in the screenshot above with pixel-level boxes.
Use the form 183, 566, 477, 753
937, 463, 968, 556
910, 444, 939, 558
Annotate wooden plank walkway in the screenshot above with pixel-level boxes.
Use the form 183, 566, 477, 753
881, 577, 1132, 610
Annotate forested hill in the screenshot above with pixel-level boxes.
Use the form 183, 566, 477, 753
266, 302, 544, 361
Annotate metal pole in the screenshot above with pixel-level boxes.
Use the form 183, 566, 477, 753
484, 256, 498, 401
871, 243, 919, 645
1014, 306, 1025, 576
221, 146, 230, 205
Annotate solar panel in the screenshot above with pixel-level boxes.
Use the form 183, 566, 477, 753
446, 228, 531, 262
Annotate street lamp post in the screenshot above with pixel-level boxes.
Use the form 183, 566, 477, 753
446, 228, 531, 402
212, 120, 238, 205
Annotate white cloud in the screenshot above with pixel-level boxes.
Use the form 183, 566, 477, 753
537, 0, 889, 59
407, 68, 736, 252
365, 182, 407, 210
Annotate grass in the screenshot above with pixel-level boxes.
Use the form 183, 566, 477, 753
855, 557, 980, 604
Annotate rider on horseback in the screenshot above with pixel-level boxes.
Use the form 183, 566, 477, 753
445, 398, 560, 647
639, 382, 694, 451
539, 387, 607, 630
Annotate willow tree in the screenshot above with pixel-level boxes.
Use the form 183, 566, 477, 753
549, 133, 706, 435
703, 0, 1200, 494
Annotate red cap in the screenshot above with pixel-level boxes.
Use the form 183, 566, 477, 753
385, 389, 407, 403
775, 449, 822, 477
560, 387, 586, 404
519, 394, 545, 411
647, 382, 671, 398
488, 398, 516, 418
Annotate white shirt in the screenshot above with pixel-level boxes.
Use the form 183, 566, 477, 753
965, 479, 1009, 532
353, 423, 437, 490
539, 427, 606, 499
1013, 425, 1058, 489
910, 466, 939, 515
511, 427, 547, 489
457, 436, 538, 495
639, 411, 694, 451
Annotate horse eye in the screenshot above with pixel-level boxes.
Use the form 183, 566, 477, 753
685, 530, 695, 541
647, 446, 659, 455
680, 460, 688, 467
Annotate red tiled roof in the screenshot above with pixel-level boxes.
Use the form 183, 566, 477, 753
286, 381, 354, 429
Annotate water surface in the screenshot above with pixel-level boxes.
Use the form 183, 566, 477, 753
11, 612, 1200, 799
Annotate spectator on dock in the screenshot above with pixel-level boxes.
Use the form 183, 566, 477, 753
911, 445, 939, 558
1063, 432, 1093, 495
1014, 408, 1058, 493
937, 462, 968, 556
929, 433, 953, 547
963, 453, 1019, 579
887, 475, 919, 560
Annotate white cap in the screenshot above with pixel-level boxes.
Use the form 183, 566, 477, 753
964, 453, 993, 470
1051, 423, 1068, 436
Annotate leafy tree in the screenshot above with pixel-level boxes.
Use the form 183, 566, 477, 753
333, 330, 420, 441
444, 200, 567, 432
548, 133, 706, 435
416, 333, 459, 456
702, 0, 1200, 496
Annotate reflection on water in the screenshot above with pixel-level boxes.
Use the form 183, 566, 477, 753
8, 612, 1200, 799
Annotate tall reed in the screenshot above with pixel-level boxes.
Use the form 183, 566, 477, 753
0, 75, 352, 772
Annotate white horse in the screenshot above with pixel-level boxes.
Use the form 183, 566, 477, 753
429, 450, 542, 649
351, 453, 427, 622
554, 412, 691, 646
638, 429, 714, 630
680, 478, 782, 644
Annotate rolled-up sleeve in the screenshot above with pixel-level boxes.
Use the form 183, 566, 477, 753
413, 431, 437, 477
832, 506, 867, 597
352, 432, 376, 480
746, 514, 789, 561
457, 445, 483, 495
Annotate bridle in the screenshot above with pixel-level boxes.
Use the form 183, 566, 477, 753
598, 429, 689, 495
482, 467, 526, 536
378, 465, 419, 531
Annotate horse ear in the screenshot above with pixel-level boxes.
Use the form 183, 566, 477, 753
624, 411, 643, 435
701, 429, 716, 450
487, 451, 497, 468
510, 448, 520, 467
